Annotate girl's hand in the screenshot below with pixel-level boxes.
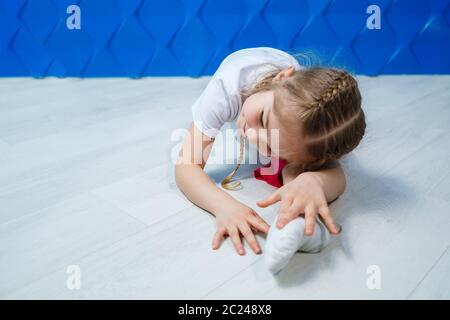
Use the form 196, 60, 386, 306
213, 201, 270, 255
256, 172, 341, 236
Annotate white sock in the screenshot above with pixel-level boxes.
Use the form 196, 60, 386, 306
264, 215, 330, 274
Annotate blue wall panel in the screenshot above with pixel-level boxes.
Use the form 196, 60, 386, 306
0, 0, 449, 77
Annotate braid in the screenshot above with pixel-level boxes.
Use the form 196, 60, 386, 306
301, 71, 356, 117
221, 135, 245, 190
293, 69, 365, 165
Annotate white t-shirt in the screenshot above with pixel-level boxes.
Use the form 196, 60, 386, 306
191, 47, 303, 139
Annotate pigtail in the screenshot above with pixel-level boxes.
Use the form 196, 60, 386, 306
295, 69, 364, 163
221, 135, 245, 190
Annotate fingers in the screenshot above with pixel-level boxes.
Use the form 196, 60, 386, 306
318, 205, 340, 234
256, 191, 281, 208
239, 224, 261, 254
276, 198, 303, 229
228, 227, 245, 255
212, 227, 226, 250
304, 204, 317, 236
248, 216, 270, 234
276, 196, 294, 229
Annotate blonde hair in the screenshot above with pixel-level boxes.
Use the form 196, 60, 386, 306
221, 57, 366, 190
221, 134, 245, 190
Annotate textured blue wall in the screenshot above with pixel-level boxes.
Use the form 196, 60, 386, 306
0, 0, 449, 77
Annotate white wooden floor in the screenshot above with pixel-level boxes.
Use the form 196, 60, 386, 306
0, 75, 449, 299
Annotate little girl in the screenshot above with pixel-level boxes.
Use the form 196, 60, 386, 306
175, 47, 365, 274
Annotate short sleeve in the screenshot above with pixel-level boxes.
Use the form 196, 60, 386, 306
191, 77, 235, 139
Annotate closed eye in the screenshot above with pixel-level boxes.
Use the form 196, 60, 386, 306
259, 110, 264, 127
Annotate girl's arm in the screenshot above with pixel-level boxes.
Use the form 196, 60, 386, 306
174, 123, 270, 255
174, 123, 236, 214
282, 160, 346, 204
257, 160, 344, 235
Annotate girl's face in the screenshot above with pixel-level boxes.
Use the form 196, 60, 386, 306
236, 67, 314, 164
237, 91, 312, 164
237, 90, 271, 157
236, 90, 286, 158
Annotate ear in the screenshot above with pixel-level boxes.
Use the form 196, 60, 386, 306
272, 66, 295, 83
286, 66, 295, 76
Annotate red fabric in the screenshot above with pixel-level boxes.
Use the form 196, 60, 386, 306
253, 157, 288, 188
